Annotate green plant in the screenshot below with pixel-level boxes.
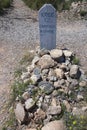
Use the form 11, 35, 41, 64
2, 105, 17, 130
0, 0, 12, 13
22, 0, 71, 11
72, 56, 80, 65
64, 112, 87, 130
80, 10, 87, 17
20, 52, 34, 65
11, 80, 30, 101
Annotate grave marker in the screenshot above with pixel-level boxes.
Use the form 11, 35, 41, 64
39, 4, 56, 50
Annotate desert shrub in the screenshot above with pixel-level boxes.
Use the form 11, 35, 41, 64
22, 0, 85, 11
0, 0, 12, 13
80, 10, 87, 17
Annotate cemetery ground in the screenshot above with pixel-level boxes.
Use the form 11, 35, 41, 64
0, 0, 87, 129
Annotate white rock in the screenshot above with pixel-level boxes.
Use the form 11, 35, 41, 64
63, 100, 71, 112
21, 72, 30, 80
77, 94, 84, 101
42, 120, 66, 130
79, 80, 87, 87
25, 98, 35, 110
30, 74, 41, 84
55, 68, 64, 79
63, 50, 73, 57
14, 103, 25, 124
22, 92, 30, 100
32, 56, 40, 65
38, 54, 54, 69
51, 98, 57, 106
50, 49, 63, 59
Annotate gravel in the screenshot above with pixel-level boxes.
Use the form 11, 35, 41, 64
0, 0, 87, 128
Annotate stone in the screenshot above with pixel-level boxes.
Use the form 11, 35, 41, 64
25, 98, 35, 110
55, 68, 64, 79
22, 92, 30, 100
27, 65, 34, 73
38, 49, 50, 57
51, 98, 57, 106
26, 128, 37, 130
54, 81, 61, 89
63, 50, 73, 58
70, 79, 79, 88
42, 120, 66, 130
82, 106, 87, 112
77, 94, 84, 101
50, 49, 64, 62
42, 69, 49, 75
32, 56, 40, 65
14, 103, 26, 124
70, 65, 81, 79
63, 100, 71, 112
79, 80, 87, 87
33, 67, 41, 75
52, 90, 58, 97
48, 76, 57, 82
30, 74, 41, 84
38, 81, 54, 94
47, 105, 61, 115
39, 4, 56, 50
21, 72, 30, 80
38, 54, 55, 69
34, 109, 46, 123
60, 63, 69, 71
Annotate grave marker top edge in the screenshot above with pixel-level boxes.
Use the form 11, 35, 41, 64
39, 4, 56, 13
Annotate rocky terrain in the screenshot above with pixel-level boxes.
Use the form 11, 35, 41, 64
0, 0, 87, 129
14, 48, 87, 130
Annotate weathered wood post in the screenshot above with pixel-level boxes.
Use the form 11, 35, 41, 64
39, 4, 56, 50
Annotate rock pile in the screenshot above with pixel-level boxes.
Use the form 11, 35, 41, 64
14, 48, 87, 130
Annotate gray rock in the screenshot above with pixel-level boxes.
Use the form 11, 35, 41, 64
25, 98, 35, 110
42, 120, 66, 130
38, 81, 54, 95
38, 54, 55, 69
70, 79, 79, 88
33, 67, 41, 75
70, 65, 81, 79
14, 103, 26, 124
38, 49, 50, 57
47, 105, 61, 115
